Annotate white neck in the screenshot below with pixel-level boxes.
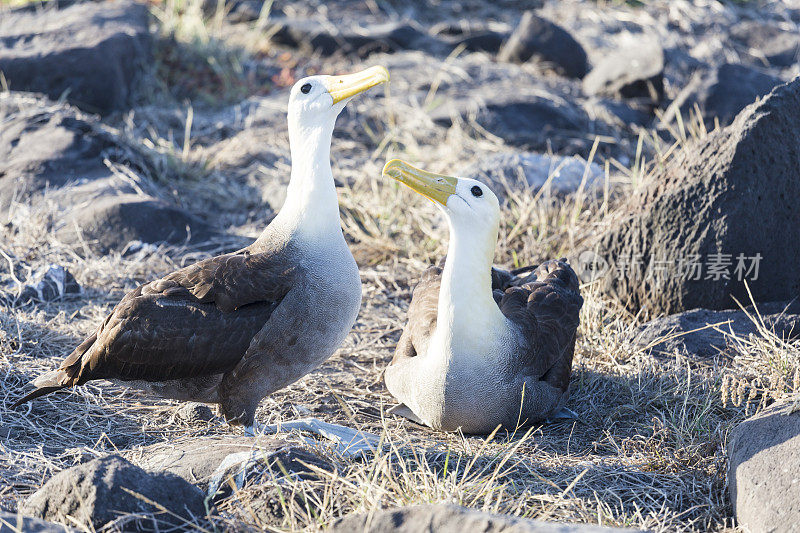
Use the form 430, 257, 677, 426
432, 216, 508, 360
270, 113, 343, 243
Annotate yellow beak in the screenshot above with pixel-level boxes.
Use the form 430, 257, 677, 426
324, 66, 390, 105
382, 159, 458, 206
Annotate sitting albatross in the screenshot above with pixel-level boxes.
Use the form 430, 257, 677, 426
13, 67, 389, 438
381, 159, 583, 434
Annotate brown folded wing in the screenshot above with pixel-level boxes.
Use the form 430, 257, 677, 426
58, 246, 298, 386
493, 259, 582, 391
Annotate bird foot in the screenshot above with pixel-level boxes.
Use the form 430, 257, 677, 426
547, 406, 579, 423
207, 450, 258, 498
257, 417, 380, 457
388, 403, 425, 425
244, 423, 267, 437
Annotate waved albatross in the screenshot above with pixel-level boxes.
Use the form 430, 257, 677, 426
13, 67, 389, 438
381, 159, 583, 434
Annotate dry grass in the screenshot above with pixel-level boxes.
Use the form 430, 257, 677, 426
2, 107, 798, 530
2, 1, 799, 532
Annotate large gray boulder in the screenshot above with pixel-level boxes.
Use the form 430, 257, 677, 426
594, 76, 800, 315
329, 504, 639, 532
728, 400, 800, 533
21, 455, 207, 531
0, 0, 152, 114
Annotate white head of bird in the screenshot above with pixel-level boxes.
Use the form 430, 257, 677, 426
383, 159, 508, 356
278, 66, 389, 241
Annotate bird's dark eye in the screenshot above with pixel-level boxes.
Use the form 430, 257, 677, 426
301, 83, 312, 94
471, 186, 483, 197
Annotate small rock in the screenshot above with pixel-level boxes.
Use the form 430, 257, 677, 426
583, 37, 664, 102
13, 265, 81, 304
0, 512, 77, 532
731, 21, 800, 68
176, 402, 215, 424
21, 455, 207, 531
594, 76, 800, 314
498, 11, 588, 79
329, 504, 639, 532
634, 301, 800, 358
128, 437, 332, 494
0, 0, 151, 114
728, 400, 800, 533
460, 152, 602, 197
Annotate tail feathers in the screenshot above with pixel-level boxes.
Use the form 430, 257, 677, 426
11, 385, 67, 408
533, 259, 580, 292
11, 370, 71, 408
12, 332, 95, 408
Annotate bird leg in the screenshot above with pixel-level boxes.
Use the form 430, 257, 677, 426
256, 417, 380, 457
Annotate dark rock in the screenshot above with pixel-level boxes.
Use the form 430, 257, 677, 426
329, 504, 639, 532
429, 21, 509, 54
664, 64, 782, 129
270, 18, 429, 58
20, 455, 207, 531
56, 194, 215, 253
0, 512, 76, 532
455, 31, 507, 54
11, 265, 81, 304
176, 402, 215, 424
430, 90, 590, 152
0, 0, 152, 114
728, 401, 800, 533
594, 77, 800, 314
583, 38, 664, 102
585, 98, 652, 127
498, 11, 588, 79
731, 21, 800, 67
460, 152, 602, 197
703, 65, 782, 126
634, 301, 800, 358
128, 437, 332, 496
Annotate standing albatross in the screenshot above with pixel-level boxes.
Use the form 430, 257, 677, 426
382, 159, 583, 434
13, 66, 389, 436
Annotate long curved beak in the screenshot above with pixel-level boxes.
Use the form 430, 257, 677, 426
382, 159, 458, 206
325, 66, 389, 104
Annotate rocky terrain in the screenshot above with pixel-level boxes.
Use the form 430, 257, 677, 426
1, 0, 799, 531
